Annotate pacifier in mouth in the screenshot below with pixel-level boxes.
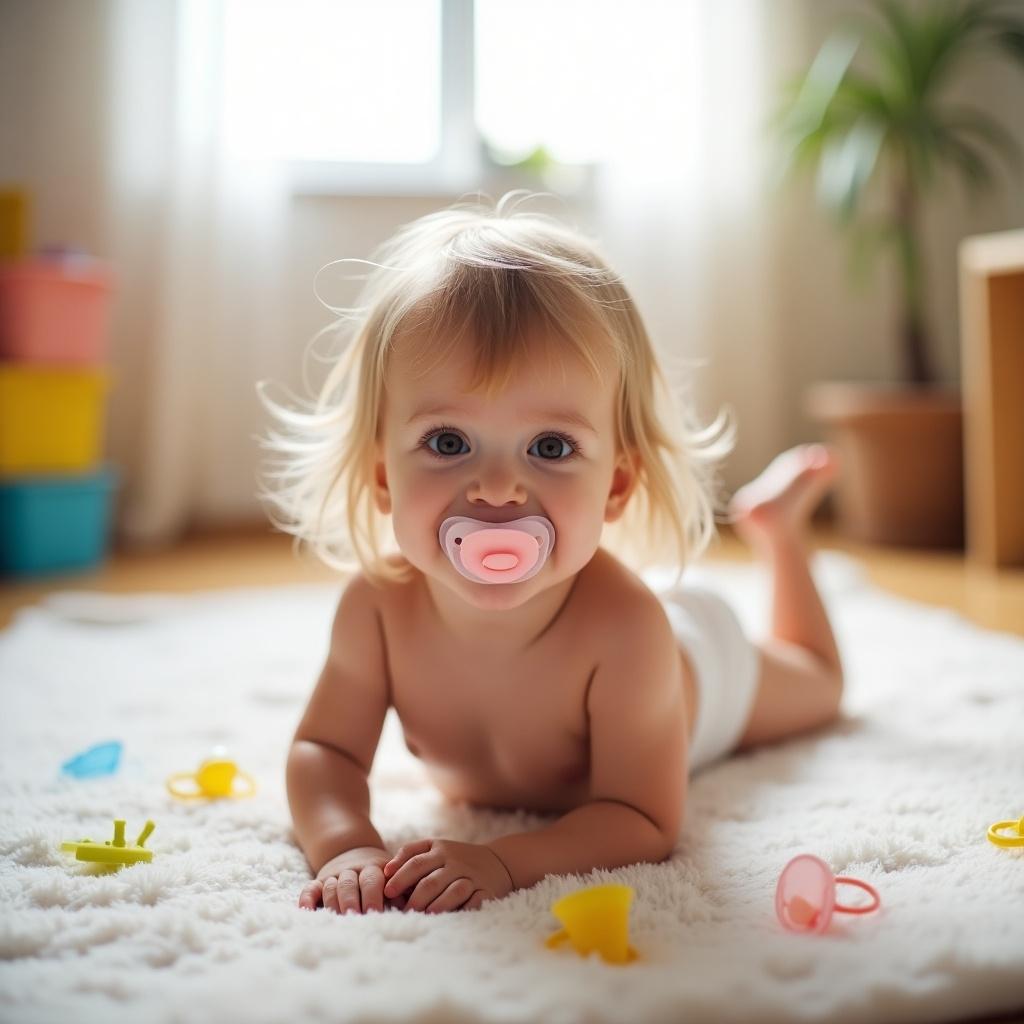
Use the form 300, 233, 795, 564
438, 515, 555, 584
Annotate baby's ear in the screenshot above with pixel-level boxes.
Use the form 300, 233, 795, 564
373, 457, 391, 514
604, 449, 639, 523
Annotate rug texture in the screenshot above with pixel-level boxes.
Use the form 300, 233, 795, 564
1, 552, 1022, 1024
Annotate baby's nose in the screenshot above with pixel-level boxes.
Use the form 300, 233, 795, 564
466, 465, 527, 507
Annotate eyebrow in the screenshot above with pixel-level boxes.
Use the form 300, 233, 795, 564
405, 404, 598, 434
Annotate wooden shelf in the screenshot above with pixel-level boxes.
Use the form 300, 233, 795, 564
959, 229, 1024, 568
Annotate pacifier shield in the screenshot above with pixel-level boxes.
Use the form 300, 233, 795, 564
775, 853, 881, 934
545, 883, 638, 964
439, 515, 555, 584
776, 854, 834, 934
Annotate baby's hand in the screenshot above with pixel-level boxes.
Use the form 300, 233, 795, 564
300, 846, 408, 914
383, 839, 514, 913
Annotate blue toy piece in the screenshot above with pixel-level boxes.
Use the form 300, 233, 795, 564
61, 740, 122, 778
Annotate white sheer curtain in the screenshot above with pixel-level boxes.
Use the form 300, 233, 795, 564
104, 0, 293, 545
28, 0, 809, 544
592, 0, 806, 490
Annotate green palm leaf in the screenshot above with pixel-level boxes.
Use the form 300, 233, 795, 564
817, 117, 888, 218
772, 0, 1024, 385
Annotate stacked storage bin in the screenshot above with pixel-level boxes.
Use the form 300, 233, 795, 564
0, 188, 118, 577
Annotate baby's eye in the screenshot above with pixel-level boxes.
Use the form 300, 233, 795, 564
419, 426, 580, 462
529, 434, 576, 461
425, 430, 469, 458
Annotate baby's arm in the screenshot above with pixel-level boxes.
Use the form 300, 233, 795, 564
288, 573, 392, 912
486, 599, 687, 889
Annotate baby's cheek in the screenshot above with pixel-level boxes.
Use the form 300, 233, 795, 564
557, 510, 604, 566
391, 508, 436, 564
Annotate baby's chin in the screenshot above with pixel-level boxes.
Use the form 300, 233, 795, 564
448, 568, 543, 609
430, 556, 553, 610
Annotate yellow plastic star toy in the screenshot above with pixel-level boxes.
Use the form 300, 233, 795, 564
61, 819, 156, 869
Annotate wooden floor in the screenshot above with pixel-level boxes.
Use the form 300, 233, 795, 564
1, 524, 1022, 636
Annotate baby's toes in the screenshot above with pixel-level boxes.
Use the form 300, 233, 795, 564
802, 443, 840, 479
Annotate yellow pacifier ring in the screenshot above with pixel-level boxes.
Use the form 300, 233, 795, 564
166, 757, 257, 801
987, 815, 1024, 848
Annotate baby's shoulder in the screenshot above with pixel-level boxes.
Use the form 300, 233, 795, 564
578, 548, 670, 634
580, 553, 681, 690
325, 563, 420, 676
341, 554, 423, 622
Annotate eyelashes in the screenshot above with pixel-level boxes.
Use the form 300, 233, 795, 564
417, 423, 583, 463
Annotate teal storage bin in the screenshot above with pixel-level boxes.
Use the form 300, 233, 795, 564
0, 466, 118, 576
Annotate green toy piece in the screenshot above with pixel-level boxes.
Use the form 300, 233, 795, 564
61, 818, 156, 867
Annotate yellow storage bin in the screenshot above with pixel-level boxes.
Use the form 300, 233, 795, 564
0, 365, 109, 474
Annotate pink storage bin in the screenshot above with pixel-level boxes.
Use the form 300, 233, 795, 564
0, 253, 114, 365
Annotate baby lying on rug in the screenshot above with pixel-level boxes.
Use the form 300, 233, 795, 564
260, 195, 845, 915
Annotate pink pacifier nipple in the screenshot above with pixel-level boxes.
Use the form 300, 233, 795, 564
439, 515, 556, 584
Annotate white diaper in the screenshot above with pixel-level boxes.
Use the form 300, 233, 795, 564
656, 583, 760, 773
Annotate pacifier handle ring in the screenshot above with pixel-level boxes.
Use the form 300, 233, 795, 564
833, 876, 880, 915
167, 769, 256, 800
987, 817, 1024, 847
231, 771, 257, 798
166, 772, 204, 800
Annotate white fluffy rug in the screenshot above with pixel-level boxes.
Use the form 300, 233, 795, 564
1, 551, 1023, 1024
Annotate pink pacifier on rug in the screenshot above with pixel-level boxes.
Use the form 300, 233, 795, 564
438, 514, 555, 584
775, 853, 881, 934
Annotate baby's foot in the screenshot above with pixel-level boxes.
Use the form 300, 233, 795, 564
727, 444, 840, 552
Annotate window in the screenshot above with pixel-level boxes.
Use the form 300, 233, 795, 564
475, 0, 633, 166
222, 0, 629, 196
223, 0, 442, 165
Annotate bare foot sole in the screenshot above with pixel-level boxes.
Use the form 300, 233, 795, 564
727, 443, 840, 551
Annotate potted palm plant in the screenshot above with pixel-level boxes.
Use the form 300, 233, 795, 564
775, 0, 1024, 546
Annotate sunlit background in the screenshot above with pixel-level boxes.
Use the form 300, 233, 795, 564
0, 0, 1022, 564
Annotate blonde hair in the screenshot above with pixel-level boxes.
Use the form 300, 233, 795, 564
258, 192, 735, 590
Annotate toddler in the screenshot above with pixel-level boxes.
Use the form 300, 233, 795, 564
260, 193, 844, 915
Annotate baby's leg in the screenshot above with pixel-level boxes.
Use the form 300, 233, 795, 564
727, 444, 845, 749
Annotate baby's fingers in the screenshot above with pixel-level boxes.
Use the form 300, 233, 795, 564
298, 879, 323, 911
301, 866, 390, 914
384, 839, 433, 878
322, 868, 386, 914
359, 866, 387, 914
331, 874, 365, 914
385, 892, 409, 912
425, 877, 477, 914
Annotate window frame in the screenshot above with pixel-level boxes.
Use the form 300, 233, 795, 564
289, 0, 481, 196
286, 0, 593, 199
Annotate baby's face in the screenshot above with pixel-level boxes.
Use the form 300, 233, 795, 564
375, 333, 636, 610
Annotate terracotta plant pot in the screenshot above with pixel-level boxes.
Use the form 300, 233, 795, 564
805, 383, 964, 548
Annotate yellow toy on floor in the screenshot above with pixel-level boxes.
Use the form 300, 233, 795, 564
987, 814, 1024, 847
61, 819, 155, 870
166, 747, 256, 801
545, 884, 638, 964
